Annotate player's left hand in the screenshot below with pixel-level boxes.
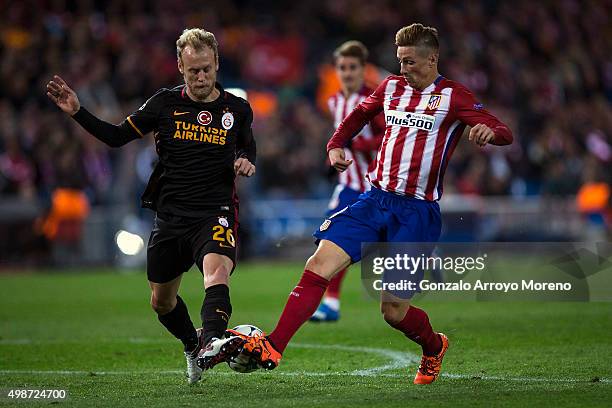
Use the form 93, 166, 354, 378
468, 124, 495, 147
234, 157, 255, 177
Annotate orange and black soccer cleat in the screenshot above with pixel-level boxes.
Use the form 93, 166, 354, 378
226, 329, 283, 370
413, 333, 449, 384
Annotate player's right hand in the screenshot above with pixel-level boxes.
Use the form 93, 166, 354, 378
329, 148, 353, 172
46, 75, 80, 115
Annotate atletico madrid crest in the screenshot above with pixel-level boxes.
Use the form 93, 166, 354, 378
319, 219, 331, 231
427, 94, 442, 110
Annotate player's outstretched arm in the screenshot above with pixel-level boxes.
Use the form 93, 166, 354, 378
327, 78, 386, 152
455, 85, 513, 147
468, 123, 497, 147
349, 110, 386, 153
46, 75, 80, 115
46, 75, 141, 148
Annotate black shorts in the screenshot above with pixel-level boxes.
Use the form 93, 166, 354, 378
147, 211, 238, 283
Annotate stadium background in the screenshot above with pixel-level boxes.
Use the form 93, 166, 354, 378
0, 0, 610, 266
1, 2, 611, 407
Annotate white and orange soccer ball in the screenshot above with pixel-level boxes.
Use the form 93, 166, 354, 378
226, 324, 263, 373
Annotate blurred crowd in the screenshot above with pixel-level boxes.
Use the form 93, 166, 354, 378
0, 0, 611, 207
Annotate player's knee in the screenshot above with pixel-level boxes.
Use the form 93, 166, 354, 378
304, 253, 334, 279
305, 240, 351, 280
204, 263, 230, 286
381, 302, 408, 326
304, 253, 323, 272
150, 295, 175, 315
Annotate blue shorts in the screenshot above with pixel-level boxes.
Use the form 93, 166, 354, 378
314, 187, 441, 263
326, 185, 362, 217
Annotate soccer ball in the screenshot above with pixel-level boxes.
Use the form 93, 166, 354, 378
226, 324, 263, 373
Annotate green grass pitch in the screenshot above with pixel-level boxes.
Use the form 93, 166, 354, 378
0, 263, 611, 407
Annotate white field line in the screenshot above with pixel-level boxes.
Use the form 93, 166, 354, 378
293, 343, 418, 375
0, 369, 609, 384
0, 339, 609, 384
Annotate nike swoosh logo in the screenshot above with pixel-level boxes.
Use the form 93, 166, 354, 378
216, 309, 229, 322
173, 111, 190, 116
219, 243, 234, 248
388, 96, 404, 101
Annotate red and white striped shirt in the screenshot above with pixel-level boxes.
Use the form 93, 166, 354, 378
328, 86, 385, 192
328, 75, 512, 201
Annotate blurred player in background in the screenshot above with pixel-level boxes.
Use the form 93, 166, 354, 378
46, 28, 256, 384
221, 23, 513, 385
310, 41, 385, 322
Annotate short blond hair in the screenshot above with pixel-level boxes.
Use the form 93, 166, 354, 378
176, 28, 219, 61
333, 40, 369, 65
395, 23, 439, 52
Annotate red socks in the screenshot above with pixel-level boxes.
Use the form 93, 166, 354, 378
267, 270, 440, 358
390, 306, 442, 356
268, 270, 329, 353
325, 267, 347, 299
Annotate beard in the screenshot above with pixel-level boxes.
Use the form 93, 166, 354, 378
189, 82, 214, 101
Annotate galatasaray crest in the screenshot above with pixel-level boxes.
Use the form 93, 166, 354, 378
218, 217, 229, 227
221, 112, 234, 130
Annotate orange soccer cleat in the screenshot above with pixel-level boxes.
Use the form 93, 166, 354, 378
413, 333, 449, 384
226, 329, 283, 370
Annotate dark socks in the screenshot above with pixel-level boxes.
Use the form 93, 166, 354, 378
157, 295, 199, 353
201, 284, 232, 345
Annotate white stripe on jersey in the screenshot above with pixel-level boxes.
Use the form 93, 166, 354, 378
368, 79, 462, 200
378, 81, 410, 190
389, 86, 434, 192
414, 87, 453, 198
369, 79, 398, 188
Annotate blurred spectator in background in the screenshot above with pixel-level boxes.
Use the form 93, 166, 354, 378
576, 158, 611, 238
0, 0, 610, 263
1, 0, 610, 204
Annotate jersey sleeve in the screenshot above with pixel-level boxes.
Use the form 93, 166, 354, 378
236, 103, 256, 164
121, 88, 168, 138
453, 85, 513, 145
327, 78, 387, 152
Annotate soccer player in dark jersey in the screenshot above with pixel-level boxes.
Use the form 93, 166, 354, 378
46, 28, 256, 384
219, 23, 512, 385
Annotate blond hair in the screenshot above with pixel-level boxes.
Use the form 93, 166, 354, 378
176, 28, 219, 61
333, 40, 369, 65
395, 23, 439, 52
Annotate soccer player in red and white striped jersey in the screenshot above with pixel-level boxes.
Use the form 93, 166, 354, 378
225, 24, 512, 385
310, 41, 385, 322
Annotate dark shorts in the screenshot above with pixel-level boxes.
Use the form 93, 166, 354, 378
147, 211, 238, 284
